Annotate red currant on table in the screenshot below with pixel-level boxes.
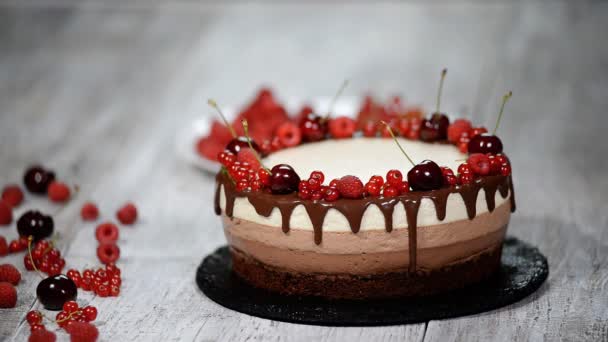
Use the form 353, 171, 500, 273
80, 202, 99, 221
117, 202, 137, 225
62, 300, 79, 314
26, 310, 43, 325
82, 305, 97, 322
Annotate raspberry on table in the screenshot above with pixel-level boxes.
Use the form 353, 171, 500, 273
65, 322, 99, 342
80, 202, 99, 221
0, 281, 17, 308
0, 264, 21, 285
95, 222, 119, 243
116, 203, 137, 225
97, 243, 120, 264
0, 201, 12, 225
1, 185, 24, 208
28, 329, 56, 342
0, 236, 8, 256
47, 181, 71, 203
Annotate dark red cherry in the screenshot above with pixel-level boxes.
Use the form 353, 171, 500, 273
407, 160, 444, 191
24, 166, 55, 194
419, 113, 449, 142
467, 133, 503, 154
17, 210, 54, 241
225, 137, 261, 155
36, 274, 77, 310
299, 113, 327, 142
270, 164, 301, 194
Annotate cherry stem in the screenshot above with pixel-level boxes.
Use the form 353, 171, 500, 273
381, 121, 415, 167
241, 120, 270, 172
27, 236, 45, 279
493, 91, 512, 135
208, 99, 237, 138
436, 68, 447, 114
324, 79, 350, 119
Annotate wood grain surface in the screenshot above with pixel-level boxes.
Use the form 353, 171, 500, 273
0, 2, 607, 341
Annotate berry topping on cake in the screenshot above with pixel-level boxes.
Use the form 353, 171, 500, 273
467, 153, 491, 176
420, 69, 450, 142
270, 164, 301, 194
336, 175, 364, 199
468, 91, 511, 154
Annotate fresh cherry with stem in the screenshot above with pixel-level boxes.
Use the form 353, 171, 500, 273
300, 80, 349, 142
383, 122, 443, 191
468, 91, 512, 154
208, 99, 260, 154
420, 69, 450, 142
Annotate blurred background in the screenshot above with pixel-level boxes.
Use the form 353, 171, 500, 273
0, 1, 607, 341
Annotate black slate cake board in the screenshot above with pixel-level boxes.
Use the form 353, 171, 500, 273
196, 237, 548, 326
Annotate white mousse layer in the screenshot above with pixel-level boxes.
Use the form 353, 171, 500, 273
220, 138, 510, 232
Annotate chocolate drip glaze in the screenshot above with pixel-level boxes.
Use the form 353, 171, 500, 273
215, 172, 515, 271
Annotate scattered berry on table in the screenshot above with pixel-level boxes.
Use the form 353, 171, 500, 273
116, 203, 137, 225
26, 310, 43, 326
0, 201, 12, 226
0, 264, 21, 285
65, 322, 99, 342
0, 281, 17, 308
95, 222, 119, 243
97, 243, 120, 264
28, 328, 56, 342
0, 236, 7, 256
48, 181, 71, 203
80, 202, 99, 221
1, 185, 24, 208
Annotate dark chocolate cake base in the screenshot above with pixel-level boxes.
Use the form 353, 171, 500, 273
196, 237, 548, 326
231, 244, 502, 299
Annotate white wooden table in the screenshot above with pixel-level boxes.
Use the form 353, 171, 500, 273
1, 2, 607, 341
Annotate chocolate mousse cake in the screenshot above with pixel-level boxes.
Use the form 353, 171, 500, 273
211, 79, 515, 299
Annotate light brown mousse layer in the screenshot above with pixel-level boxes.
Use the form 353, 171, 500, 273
223, 200, 511, 275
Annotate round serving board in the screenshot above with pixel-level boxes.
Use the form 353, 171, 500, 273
196, 237, 548, 326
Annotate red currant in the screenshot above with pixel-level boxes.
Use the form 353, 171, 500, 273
82, 306, 97, 322
397, 181, 410, 194
386, 170, 403, 187
236, 179, 249, 192
26, 310, 43, 326
444, 174, 458, 186
298, 188, 311, 200
365, 182, 381, 196
383, 186, 399, 197
368, 175, 384, 186
457, 163, 472, 175
324, 188, 340, 201
458, 173, 474, 185
311, 191, 323, 201
500, 163, 512, 176
307, 178, 321, 191
62, 300, 79, 314
309, 171, 325, 184
258, 169, 271, 186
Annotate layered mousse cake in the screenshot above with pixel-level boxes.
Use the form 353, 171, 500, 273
210, 77, 515, 299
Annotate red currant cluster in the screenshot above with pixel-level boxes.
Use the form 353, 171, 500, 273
447, 119, 488, 153
3, 236, 28, 255
55, 301, 98, 328
456, 153, 512, 185
298, 171, 340, 201
364, 170, 411, 197
362, 116, 423, 140
218, 150, 271, 193
66, 263, 121, 297
24, 240, 66, 276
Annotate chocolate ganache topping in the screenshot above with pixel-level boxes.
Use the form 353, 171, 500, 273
215, 172, 515, 272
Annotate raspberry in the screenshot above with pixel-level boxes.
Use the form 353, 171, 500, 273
236, 149, 261, 171
0, 264, 21, 285
116, 203, 137, 225
0, 282, 17, 308
336, 175, 364, 199
447, 119, 472, 143
95, 222, 119, 243
28, 329, 56, 342
65, 322, 99, 342
196, 137, 224, 161
329, 116, 356, 139
1, 185, 24, 208
0, 201, 12, 225
0, 237, 7, 256
80, 202, 99, 221
48, 181, 71, 203
276, 122, 302, 147
467, 153, 491, 176
97, 243, 120, 264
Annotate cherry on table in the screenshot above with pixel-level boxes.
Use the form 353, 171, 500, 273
36, 274, 77, 310
407, 160, 444, 191
23, 166, 55, 194
17, 210, 54, 241
269, 164, 301, 194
